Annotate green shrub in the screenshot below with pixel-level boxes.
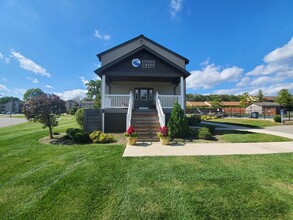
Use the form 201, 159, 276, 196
205, 125, 216, 135
74, 131, 90, 143
89, 130, 114, 143
198, 127, 212, 139
186, 114, 201, 126
201, 115, 213, 121
89, 130, 102, 143
189, 128, 198, 139
167, 102, 190, 138
75, 108, 84, 129
98, 133, 114, 143
274, 115, 281, 123
66, 127, 89, 143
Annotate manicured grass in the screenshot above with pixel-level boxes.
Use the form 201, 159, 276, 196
209, 118, 280, 128
217, 130, 292, 143
1, 116, 293, 219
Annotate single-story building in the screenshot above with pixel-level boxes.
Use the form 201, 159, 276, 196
94, 35, 190, 134
245, 102, 281, 115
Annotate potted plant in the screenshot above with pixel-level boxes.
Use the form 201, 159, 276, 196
157, 126, 170, 145
124, 126, 138, 145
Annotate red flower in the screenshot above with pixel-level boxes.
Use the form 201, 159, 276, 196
160, 126, 168, 136
127, 126, 135, 135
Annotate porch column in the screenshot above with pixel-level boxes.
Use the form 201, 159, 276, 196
101, 75, 106, 132
180, 77, 185, 110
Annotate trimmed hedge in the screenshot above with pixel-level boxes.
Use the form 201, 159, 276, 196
198, 127, 212, 140
66, 128, 90, 143
186, 114, 201, 126
274, 115, 281, 123
89, 130, 114, 143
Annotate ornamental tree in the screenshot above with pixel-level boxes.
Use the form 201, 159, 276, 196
167, 102, 189, 138
23, 88, 45, 101
23, 94, 66, 139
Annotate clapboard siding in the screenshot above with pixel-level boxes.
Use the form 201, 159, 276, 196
84, 109, 102, 132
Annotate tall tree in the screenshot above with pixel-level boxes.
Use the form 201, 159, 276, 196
257, 90, 264, 102
240, 92, 254, 107
23, 94, 66, 139
23, 88, 45, 101
85, 80, 101, 108
0, 96, 20, 104
276, 89, 293, 106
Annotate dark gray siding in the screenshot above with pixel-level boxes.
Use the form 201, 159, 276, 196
84, 109, 102, 132
105, 113, 126, 132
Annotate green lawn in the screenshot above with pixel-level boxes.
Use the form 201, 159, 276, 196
208, 118, 281, 128
1, 116, 293, 219
217, 130, 292, 143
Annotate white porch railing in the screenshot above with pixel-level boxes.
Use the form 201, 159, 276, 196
126, 91, 133, 130
104, 94, 130, 108
156, 92, 165, 127
157, 94, 182, 108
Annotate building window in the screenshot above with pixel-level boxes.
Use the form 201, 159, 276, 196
140, 89, 148, 100
149, 90, 153, 100
135, 89, 139, 100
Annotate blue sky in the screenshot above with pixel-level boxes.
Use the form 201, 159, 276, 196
1, 0, 293, 100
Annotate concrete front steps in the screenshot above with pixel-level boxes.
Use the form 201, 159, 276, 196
131, 110, 160, 142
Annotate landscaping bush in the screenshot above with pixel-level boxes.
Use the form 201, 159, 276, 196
189, 128, 198, 139
74, 131, 90, 143
89, 130, 114, 143
274, 115, 281, 123
66, 128, 90, 143
186, 114, 201, 126
75, 108, 84, 129
198, 127, 212, 140
205, 125, 216, 135
167, 102, 190, 138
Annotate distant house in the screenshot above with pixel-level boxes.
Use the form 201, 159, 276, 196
65, 100, 78, 112
80, 101, 95, 109
186, 101, 210, 108
264, 96, 277, 102
245, 102, 281, 115
3, 100, 23, 113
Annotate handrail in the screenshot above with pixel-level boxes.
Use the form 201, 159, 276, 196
157, 95, 182, 108
156, 92, 165, 127
126, 91, 133, 130
104, 94, 130, 108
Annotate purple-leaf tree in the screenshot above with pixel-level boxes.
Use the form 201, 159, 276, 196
23, 94, 66, 139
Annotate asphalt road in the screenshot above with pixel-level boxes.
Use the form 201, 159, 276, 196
0, 118, 27, 128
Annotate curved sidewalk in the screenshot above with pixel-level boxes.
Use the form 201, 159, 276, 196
123, 122, 293, 157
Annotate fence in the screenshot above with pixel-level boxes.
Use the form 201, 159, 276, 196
186, 105, 293, 120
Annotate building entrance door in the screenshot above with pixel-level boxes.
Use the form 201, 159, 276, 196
134, 88, 154, 109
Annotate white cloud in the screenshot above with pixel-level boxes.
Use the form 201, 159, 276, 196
214, 88, 243, 95
0, 52, 10, 63
187, 63, 243, 90
246, 38, 293, 77
169, 0, 183, 19
264, 37, 293, 63
10, 50, 51, 77
80, 76, 89, 86
236, 77, 251, 87
54, 89, 87, 101
94, 30, 111, 41
27, 77, 39, 84
14, 88, 27, 95
103, 34, 111, 41
45, 85, 53, 89
0, 84, 10, 92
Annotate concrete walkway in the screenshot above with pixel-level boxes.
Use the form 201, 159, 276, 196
123, 141, 293, 157
123, 122, 293, 157
0, 118, 27, 128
